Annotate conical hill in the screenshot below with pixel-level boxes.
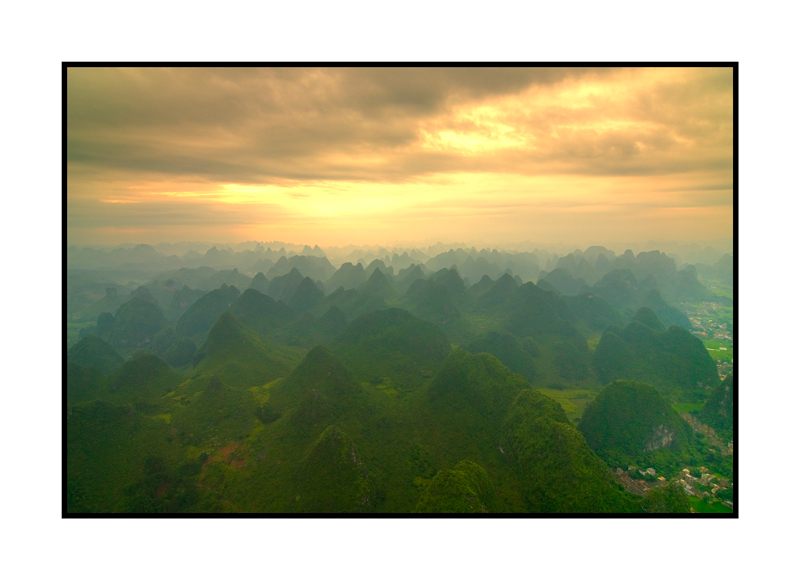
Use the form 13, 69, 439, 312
228, 288, 296, 334
176, 283, 241, 339
358, 268, 394, 298
109, 352, 182, 403
287, 276, 325, 313
292, 425, 378, 513
499, 389, 640, 513
108, 297, 171, 350
331, 308, 451, 390
578, 380, 693, 469
194, 312, 303, 388
68, 335, 124, 375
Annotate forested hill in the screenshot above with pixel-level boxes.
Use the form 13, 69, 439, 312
67, 242, 734, 514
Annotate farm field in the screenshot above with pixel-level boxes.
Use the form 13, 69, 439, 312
536, 388, 595, 423
689, 496, 733, 514
672, 402, 705, 414
702, 281, 734, 300
703, 340, 734, 362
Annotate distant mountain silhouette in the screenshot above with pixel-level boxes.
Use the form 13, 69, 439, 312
288, 276, 326, 313
267, 255, 336, 282
563, 293, 626, 334
538, 268, 590, 296
467, 274, 495, 297
154, 267, 219, 291
393, 264, 426, 294
249, 272, 270, 295
363, 259, 394, 281
324, 262, 368, 293
403, 276, 461, 327
228, 288, 296, 335
168, 285, 207, 320
202, 268, 252, 292
324, 286, 388, 320
358, 268, 394, 299
71, 286, 127, 322
176, 283, 241, 338
479, 273, 518, 307
265, 268, 304, 302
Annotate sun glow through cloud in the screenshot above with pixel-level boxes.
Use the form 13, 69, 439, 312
67, 66, 733, 247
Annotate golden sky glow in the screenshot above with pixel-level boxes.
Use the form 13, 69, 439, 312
67, 66, 733, 247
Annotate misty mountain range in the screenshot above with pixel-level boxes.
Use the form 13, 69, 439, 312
66, 240, 734, 514
68, 242, 732, 320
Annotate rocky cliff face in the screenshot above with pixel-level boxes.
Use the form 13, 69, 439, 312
645, 424, 675, 451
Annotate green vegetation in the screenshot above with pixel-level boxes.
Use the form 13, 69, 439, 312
163, 337, 198, 367
702, 339, 734, 362
288, 276, 326, 313
641, 482, 691, 513
331, 308, 452, 392
632, 306, 666, 332
641, 290, 692, 329
293, 425, 378, 513
536, 388, 594, 422
704, 283, 734, 300
68, 335, 124, 374
67, 321, 97, 348
466, 332, 537, 382
415, 460, 494, 513
193, 312, 305, 388
579, 381, 702, 478
700, 374, 734, 435
580, 381, 691, 457
67, 400, 181, 512
109, 352, 183, 405
689, 496, 733, 514
672, 402, 705, 414
593, 309, 720, 400
67, 362, 108, 406
67, 253, 734, 514
499, 390, 640, 513
177, 283, 241, 340
429, 348, 526, 424
104, 297, 171, 352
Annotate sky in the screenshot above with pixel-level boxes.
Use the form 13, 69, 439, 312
67, 66, 734, 248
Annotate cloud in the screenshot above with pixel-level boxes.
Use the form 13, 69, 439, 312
69, 67, 730, 184
66, 66, 733, 246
